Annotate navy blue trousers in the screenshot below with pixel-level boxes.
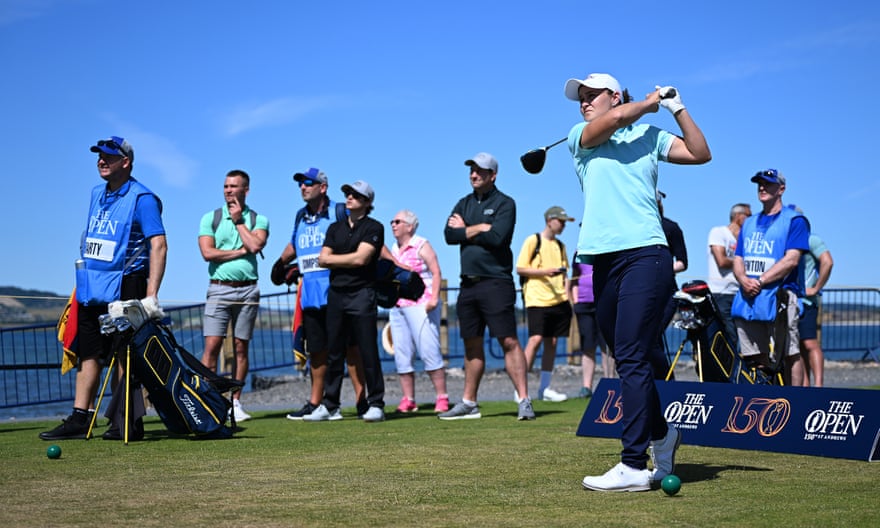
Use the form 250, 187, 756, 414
593, 245, 673, 470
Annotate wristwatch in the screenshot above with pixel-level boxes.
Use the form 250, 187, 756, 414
234, 217, 245, 226
756, 277, 764, 288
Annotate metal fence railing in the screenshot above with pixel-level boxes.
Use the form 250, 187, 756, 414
2, 287, 878, 411
819, 288, 880, 361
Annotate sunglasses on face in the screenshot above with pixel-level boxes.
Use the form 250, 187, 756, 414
346, 191, 366, 201
98, 153, 124, 163
470, 167, 494, 177
299, 179, 318, 187
390, 219, 406, 226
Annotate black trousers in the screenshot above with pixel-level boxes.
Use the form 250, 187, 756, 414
322, 287, 385, 411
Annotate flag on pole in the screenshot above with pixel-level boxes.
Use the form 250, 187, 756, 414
291, 281, 307, 371
56, 289, 79, 374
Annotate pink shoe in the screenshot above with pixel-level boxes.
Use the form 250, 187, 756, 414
434, 395, 450, 413
396, 397, 419, 413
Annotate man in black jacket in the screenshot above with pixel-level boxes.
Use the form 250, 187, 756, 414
439, 152, 535, 421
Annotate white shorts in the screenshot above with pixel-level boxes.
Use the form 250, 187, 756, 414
389, 303, 443, 373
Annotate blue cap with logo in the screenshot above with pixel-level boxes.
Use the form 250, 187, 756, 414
751, 168, 786, 185
293, 168, 328, 184
90, 136, 134, 162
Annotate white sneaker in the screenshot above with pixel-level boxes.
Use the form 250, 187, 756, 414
582, 462, 651, 492
362, 406, 385, 422
541, 388, 568, 402
303, 404, 342, 422
232, 400, 251, 422
650, 425, 681, 481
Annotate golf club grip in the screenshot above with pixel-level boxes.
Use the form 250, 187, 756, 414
659, 88, 677, 99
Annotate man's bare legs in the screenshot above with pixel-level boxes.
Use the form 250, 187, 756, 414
462, 336, 485, 402
786, 354, 805, 387
523, 334, 543, 371
500, 335, 529, 400
74, 357, 101, 411
232, 337, 250, 401
800, 339, 824, 387
202, 335, 249, 402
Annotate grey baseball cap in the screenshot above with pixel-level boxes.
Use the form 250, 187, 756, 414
341, 180, 375, 202
464, 152, 498, 172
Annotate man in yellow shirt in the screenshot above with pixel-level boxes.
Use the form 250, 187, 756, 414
516, 206, 574, 402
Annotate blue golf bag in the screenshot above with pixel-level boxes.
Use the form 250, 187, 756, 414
127, 319, 243, 438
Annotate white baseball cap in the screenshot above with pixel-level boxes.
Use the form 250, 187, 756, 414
564, 73, 622, 101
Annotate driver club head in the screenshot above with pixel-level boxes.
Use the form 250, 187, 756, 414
520, 148, 547, 174
520, 137, 566, 174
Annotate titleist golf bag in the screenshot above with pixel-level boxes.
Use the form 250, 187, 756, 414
101, 300, 243, 438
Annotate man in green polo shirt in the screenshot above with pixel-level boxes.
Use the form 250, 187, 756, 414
198, 169, 269, 422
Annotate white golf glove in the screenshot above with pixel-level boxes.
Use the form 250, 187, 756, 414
140, 296, 165, 320
655, 85, 685, 115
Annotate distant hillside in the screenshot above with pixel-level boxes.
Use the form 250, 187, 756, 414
0, 286, 67, 325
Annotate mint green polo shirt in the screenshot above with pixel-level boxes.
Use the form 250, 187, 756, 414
198, 205, 269, 281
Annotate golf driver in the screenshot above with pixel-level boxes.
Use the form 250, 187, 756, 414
520, 138, 566, 174
520, 88, 678, 174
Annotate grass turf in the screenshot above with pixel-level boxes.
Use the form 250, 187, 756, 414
2, 397, 878, 527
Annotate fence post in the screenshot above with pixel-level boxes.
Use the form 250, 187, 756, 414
440, 279, 448, 365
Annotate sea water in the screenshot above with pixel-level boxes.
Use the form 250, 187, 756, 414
2, 323, 877, 420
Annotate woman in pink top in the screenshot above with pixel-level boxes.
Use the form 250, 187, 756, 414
389, 210, 449, 413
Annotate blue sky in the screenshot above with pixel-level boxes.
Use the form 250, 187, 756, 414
1, 0, 877, 306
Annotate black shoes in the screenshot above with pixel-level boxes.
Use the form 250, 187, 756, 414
285, 401, 318, 421
39, 413, 89, 441
39, 411, 144, 441
102, 418, 144, 441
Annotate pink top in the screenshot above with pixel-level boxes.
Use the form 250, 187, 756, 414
392, 235, 433, 307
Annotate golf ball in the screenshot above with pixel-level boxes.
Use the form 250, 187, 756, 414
661, 474, 681, 495
46, 445, 62, 459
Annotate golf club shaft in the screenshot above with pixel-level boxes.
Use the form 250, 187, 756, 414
546, 137, 566, 150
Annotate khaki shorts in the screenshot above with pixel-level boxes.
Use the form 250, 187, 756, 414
736, 289, 800, 358
202, 283, 260, 340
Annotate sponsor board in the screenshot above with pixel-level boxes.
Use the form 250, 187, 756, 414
577, 378, 880, 462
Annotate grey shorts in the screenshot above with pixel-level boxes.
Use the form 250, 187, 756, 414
203, 283, 260, 340
736, 289, 800, 358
